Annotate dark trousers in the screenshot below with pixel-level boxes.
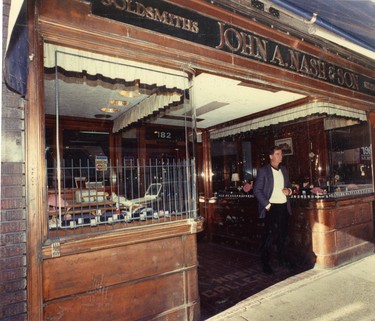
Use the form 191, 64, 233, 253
261, 203, 289, 266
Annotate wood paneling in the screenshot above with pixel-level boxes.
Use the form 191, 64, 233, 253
43, 236, 185, 300
44, 273, 186, 321
306, 196, 374, 267
43, 230, 201, 320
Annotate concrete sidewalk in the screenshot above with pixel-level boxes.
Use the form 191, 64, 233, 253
207, 254, 375, 321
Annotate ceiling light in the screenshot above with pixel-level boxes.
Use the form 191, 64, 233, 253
109, 99, 129, 106
100, 107, 120, 113
119, 89, 141, 98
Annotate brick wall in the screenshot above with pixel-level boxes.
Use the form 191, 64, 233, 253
1, 0, 28, 320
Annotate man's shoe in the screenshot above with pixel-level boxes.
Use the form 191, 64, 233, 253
262, 264, 273, 275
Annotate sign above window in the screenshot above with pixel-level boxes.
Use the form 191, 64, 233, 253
86, 0, 375, 97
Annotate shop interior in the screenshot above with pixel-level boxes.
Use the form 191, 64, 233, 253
43, 43, 373, 317
43, 41, 373, 244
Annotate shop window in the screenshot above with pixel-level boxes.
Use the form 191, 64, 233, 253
209, 102, 373, 199
211, 140, 253, 193
44, 44, 196, 236
327, 121, 372, 195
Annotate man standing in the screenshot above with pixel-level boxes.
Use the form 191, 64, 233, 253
253, 145, 292, 274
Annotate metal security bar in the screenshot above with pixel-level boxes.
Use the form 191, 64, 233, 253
47, 158, 197, 236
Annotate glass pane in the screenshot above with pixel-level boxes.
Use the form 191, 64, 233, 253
326, 119, 372, 195
44, 44, 196, 236
210, 110, 373, 199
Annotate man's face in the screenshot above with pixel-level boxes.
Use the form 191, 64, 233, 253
270, 149, 283, 165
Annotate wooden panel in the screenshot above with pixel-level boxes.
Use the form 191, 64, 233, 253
42, 220, 203, 258
308, 197, 374, 267
43, 236, 186, 300
316, 242, 374, 268
335, 222, 373, 251
309, 209, 335, 233
44, 272, 187, 321
186, 268, 199, 304
311, 229, 336, 255
184, 235, 198, 267
334, 203, 372, 229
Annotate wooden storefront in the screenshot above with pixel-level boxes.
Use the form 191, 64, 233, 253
25, 0, 375, 320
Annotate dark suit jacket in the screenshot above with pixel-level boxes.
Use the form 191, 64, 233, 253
253, 164, 292, 218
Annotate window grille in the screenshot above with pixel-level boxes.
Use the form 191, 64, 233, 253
47, 158, 197, 237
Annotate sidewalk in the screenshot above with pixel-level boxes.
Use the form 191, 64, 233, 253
207, 254, 375, 321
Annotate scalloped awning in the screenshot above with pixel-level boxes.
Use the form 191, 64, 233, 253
44, 43, 189, 132
210, 102, 367, 139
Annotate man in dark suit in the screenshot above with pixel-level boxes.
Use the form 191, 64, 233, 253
253, 145, 292, 274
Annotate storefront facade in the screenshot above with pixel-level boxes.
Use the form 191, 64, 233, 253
2, 0, 375, 320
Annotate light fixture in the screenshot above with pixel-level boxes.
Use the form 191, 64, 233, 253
109, 99, 129, 106
231, 173, 240, 187
119, 80, 141, 98
100, 107, 120, 113
119, 90, 141, 98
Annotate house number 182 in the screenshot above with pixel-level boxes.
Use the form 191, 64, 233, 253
157, 131, 172, 139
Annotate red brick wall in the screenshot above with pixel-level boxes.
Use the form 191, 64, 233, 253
1, 1, 28, 320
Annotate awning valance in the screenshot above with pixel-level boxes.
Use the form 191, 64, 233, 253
112, 92, 183, 133
44, 44, 189, 90
44, 43, 189, 131
210, 102, 367, 139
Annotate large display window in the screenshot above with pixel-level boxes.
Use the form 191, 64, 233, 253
44, 44, 197, 236
210, 102, 373, 199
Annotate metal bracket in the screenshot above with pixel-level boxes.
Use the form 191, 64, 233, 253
51, 238, 61, 257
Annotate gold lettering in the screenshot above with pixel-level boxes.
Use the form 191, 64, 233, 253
299, 55, 309, 74
182, 17, 192, 31
317, 61, 327, 80
145, 6, 154, 19
240, 32, 254, 56
100, 0, 199, 34
344, 72, 359, 90
125, 0, 135, 13
136, 2, 145, 16
224, 27, 241, 51
101, 0, 112, 6
309, 58, 318, 77
288, 50, 300, 71
270, 45, 285, 66
254, 37, 268, 62
337, 68, 345, 85
192, 21, 199, 33
172, 14, 182, 28
351, 74, 359, 91
364, 81, 375, 91
216, 22, 226, 49
328, 66, 335, 81
154, 9, 168, 24
165, 13, 175, 26
113, 0, 127, 10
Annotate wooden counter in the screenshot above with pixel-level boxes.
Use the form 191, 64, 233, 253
202, 193, 374, 269
298, 195, 375, 268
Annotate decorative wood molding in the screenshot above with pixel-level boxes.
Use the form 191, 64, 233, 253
42, 219, 204, 258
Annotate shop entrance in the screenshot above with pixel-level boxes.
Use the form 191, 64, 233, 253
40, 43, 374, 320
192, 72, 373, 319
